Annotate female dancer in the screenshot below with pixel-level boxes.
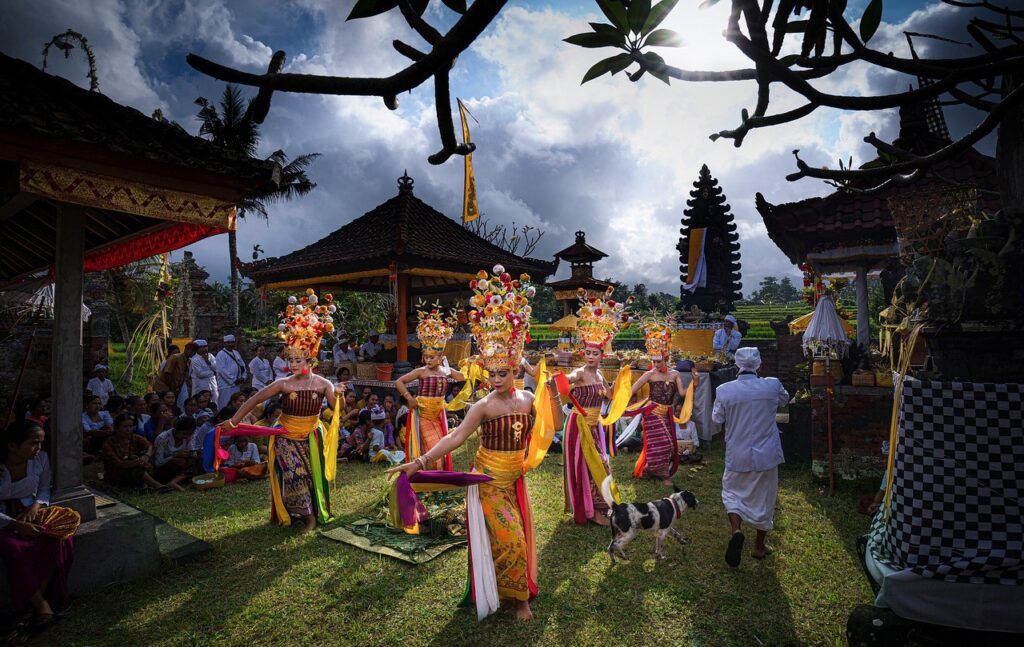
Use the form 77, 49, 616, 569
396, 306, 464, 470
390, 266, 559, 621
561, 288, 633, 526
224, 290, 343, 532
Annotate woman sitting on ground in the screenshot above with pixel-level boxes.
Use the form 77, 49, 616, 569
252, 402, 282, 461
0, 420, 77, 632
159, 390, 180, 418
82, 395, 114, 456
153, 416, 198, 491
193, 390, 213, 413
100, 414, 164, 491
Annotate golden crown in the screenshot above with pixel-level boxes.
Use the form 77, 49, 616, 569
576, 287, 634, 349
642, 315, 675, 360
416, 303, 457, 355
468, 264, 534, 372
277, 289, 338, 360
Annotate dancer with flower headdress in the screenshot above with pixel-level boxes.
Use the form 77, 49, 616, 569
222, 290, 345, 532
558, 288, 635, 526
395, 304, 465, 470
389, 265, 561, 621
626, 316, 697, 486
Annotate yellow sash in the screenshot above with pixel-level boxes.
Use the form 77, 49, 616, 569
524, 358, 554, 472
600, 366, 633, 427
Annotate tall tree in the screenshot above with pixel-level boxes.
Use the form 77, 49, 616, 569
194, 85, 320, 326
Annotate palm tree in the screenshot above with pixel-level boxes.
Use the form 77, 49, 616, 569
194, 85, 320, 325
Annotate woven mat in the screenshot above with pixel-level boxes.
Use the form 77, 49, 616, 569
93, 494, 117, 509
320, 518, 465, 565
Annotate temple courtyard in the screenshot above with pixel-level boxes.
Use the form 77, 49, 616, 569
42, 444, 873, 646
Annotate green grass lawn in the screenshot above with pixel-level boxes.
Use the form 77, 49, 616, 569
45, 444, 875, 646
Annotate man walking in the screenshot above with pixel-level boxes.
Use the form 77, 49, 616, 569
712, 347, 789, 567
215, 334, 248, 409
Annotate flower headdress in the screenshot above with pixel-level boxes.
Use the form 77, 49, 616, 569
576, 287, 634, 350
468, 264, 535, 372
277, 289, 338, 360
641, 314, 675, 361
416, 301, 458, 355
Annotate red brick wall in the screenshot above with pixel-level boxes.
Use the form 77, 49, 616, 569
810, 385, 891, 479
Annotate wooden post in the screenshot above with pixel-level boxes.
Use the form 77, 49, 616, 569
396, 272, 410, 362
855, 266, 870, 349
50, 204, 97, 522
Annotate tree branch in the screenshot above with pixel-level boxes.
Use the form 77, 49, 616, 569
398, 0, 442, 45
785, 80, 1024, 184
942, 0, 1024, 19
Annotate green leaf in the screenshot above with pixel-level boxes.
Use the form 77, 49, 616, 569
346, 0, 398, 20
643, 28, 683, 47
596, 0, 630, 33
641, 0, 680, 36
564, 31, 627, 49
589, 22, 628, 45
859, 0, 883, 44
786, 20, 808, 33
440, 0, 466, 13
581, 53, 633, 84
642, 51, 671, 85
627, 0, 652, 34
697, 0, 721, 9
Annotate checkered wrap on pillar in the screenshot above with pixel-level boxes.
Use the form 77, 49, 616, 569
869, 379, 1023, 585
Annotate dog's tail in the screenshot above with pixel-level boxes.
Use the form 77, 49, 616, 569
601, 475, 615, 509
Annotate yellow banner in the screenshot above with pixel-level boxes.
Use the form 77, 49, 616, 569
685, 228, 705, 285
458, 99, 479, 223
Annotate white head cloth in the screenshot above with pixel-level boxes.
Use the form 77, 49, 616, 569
735, 347, 761, 372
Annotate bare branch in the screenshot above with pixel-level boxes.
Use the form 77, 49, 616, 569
710, 102, 817, 146
785, 80, 1024, 184
393, 40, 426, 61
942, 0, 1024, 19
398, 0, 442, 45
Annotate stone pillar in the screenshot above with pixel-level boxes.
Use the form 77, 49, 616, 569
50, 204, 97, 522
855, 266, 870, 349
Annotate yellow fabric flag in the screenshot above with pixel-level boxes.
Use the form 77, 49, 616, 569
458, 98, 479, 223
685, 228, 705, 285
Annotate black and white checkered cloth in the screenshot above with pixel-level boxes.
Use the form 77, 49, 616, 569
870, 379, 1023, 585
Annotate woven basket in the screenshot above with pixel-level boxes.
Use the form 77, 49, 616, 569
851, 370, 876, 387
355, 362, 377, 379
888, 184, 975, 261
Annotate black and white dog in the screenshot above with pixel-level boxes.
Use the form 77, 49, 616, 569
601, 476, 698, 562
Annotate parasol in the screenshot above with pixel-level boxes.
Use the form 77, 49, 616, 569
549, 314, 579, 331
801, 296, 850, 492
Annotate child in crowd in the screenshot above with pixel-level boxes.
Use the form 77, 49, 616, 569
160, 390, 180, 417
193, 390, 213, 413
154, 416, 197, 491
224, 435, 266, 479
105, 395, 126, 420
676, 419, 701, 464
339, 410, 371, 462
182, 397, 199, 419
356, 387, 373, 411
190, 409, 215, 453
100, 414, 163, 490
368, 406, 405, 466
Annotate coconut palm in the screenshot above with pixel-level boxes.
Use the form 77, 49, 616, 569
194, 84, 320, 325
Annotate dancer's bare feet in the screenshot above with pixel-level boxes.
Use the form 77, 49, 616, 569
514, 600, 533, 621
661, 479, 673, 487
591, 514, 610, 527
302, 515, 317, 533
752, 543, 774, 559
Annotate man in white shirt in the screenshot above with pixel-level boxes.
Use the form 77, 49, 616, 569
272, 345, 290, 381
359, 332, 383, 361
332, 335, 357, 364
86, 364, 116, 407
712, 315, 743, 358
712, 347, 789, 568
215, 334, 248, 409
189, 340, 218, 407
248, 343, 274, 392
225, 435, 262, 466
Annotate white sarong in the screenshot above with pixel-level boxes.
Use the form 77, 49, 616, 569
721, 467, 778, 531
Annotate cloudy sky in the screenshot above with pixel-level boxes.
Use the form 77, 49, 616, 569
1, 0, 994, 295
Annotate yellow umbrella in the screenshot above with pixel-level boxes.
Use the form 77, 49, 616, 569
788, 310, 853, 336
550, 314, 579, 331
